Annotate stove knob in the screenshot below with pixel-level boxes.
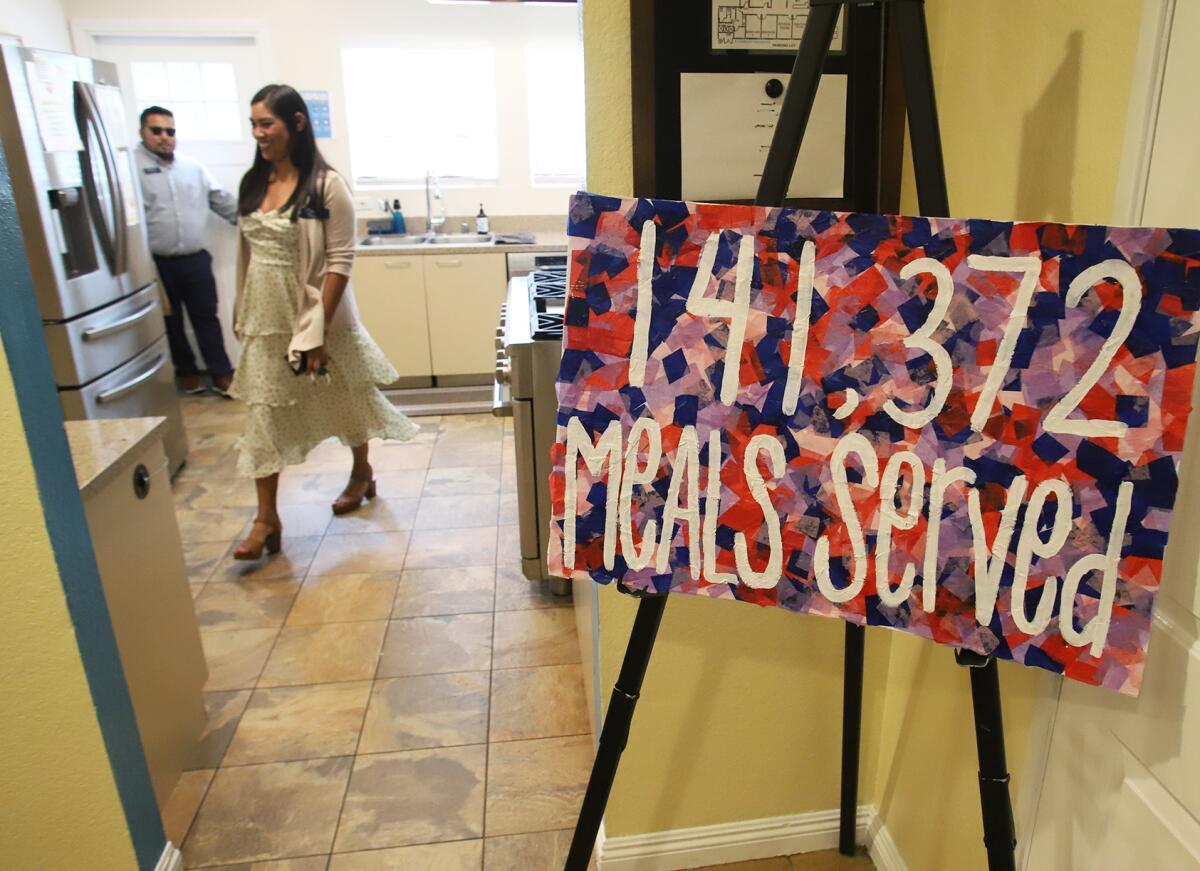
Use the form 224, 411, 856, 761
496, 366, 511, 385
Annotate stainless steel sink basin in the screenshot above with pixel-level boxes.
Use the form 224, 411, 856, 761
358, 233, 495, 248
360, 234, 429, 247
427, 233, 494, 246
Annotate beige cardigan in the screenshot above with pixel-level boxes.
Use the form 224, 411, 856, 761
234, 169, 361, 366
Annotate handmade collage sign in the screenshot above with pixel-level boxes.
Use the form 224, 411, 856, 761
547, 193, 1200, 696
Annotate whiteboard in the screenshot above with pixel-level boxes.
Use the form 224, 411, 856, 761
680, 72, 846, 202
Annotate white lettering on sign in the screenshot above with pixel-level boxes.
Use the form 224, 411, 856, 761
968, 474, 1029, 626
734, 433, 786, 589
1011, 477, 1073, 635
966, 254, 1042, 432
923, 459, 976, 611
703, 430, 738, 584
629, 219, 657, 389
875, 450, 926, 607
563, 418, 623, 570
656, 425, 701, 577
1060, 480, 1134, 656
563, 230, 1152, 657
619, 417, 663, 570
1044, 261, 1141, 438
561, 421, 1137, 654
686, 232, 755, 406
815, 432, 878, 603
782, 240, 817, 416
883, 258, 954, 429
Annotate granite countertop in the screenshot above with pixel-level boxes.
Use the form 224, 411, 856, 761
355, 233, 570, 257
66, 417, 166, 497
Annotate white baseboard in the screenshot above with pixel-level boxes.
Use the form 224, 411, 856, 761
865, 811, 909, 871
155, 841, 183, 871
598, 805, 899, 871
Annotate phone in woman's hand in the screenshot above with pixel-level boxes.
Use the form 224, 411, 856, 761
288, 350, 329, 378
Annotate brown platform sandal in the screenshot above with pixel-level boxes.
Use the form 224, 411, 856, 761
332, 474, 376, 516
233, 520, 283, 560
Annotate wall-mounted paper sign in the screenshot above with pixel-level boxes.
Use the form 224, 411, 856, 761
25, 58, 83, 153
301, 89, 333, 139
548, 193, 1200, 696
680, 72, 846, 201
712, 0, 844, 52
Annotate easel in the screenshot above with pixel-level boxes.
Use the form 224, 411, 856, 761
564, 3, 1016, 869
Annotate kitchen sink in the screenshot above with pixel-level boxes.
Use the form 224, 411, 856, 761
359, 233, 495, 248
359, 234, 429, 247
427, 233, 495, 245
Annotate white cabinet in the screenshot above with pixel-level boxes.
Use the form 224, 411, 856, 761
352, 251, 506, 380
424, 252, 507, 378
352, 255, 432, 379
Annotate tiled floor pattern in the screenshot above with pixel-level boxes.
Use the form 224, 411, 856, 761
167, 397, 590, 870
164, 396, 874, 871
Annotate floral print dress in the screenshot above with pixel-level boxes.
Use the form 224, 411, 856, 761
229, 209, 418, 478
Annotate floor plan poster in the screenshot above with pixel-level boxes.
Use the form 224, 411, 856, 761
548, 193, 1200, 697
712, 0, 844, 52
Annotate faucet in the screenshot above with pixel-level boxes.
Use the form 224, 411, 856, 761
425, 171, 445, 237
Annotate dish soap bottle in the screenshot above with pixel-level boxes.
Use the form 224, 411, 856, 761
391, 199, 407, 235
476, 203, 490, 235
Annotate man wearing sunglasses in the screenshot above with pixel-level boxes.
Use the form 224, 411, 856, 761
136, 105, 238, 397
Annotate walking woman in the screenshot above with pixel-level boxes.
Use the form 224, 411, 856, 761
230, 84, 417, 560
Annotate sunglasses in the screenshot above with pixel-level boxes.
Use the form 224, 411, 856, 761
147, 125, 176, 136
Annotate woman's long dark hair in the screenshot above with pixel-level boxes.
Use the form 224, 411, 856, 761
237, 84, 331, 220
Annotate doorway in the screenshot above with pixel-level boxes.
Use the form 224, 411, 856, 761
80, 28, 267, 369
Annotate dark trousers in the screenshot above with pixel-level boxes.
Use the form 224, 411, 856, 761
155, 250, 233, 379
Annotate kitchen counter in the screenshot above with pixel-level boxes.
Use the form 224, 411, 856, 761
355, 233, 570, 257
65, 416, 166, 497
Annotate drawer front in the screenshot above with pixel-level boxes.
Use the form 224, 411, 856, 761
425, 253, 507, 377
352, 256, 431, 379
44, 282, 163, 386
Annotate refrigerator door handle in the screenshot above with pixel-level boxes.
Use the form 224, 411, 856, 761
75, 82, 125, 276
82, 300, 158, 341
96, 352, 168, 404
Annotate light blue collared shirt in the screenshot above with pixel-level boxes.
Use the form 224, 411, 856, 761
135, 143, 238, 257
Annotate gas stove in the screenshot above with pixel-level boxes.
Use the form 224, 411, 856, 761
494, 252, 569, 586
523, 262, 568, 342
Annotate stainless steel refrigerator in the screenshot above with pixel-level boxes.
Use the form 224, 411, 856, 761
0, 45, 187, 474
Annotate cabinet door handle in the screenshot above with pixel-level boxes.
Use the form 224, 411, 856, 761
434, 259, 463, 268
383, 260, 412, 269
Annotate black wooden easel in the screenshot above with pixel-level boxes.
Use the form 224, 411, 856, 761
564, 3, 1016, 869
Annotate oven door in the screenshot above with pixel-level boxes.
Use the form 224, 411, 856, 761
511, 396, 546, 581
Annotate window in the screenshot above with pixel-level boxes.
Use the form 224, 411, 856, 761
129, 61, 240, 141
342, 46, 499, 185
526, 45, 585, 186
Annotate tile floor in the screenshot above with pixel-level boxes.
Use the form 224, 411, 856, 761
163, 395, 874, 871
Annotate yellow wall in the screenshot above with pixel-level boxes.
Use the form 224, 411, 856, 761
0, 340, 137, 867
903, 0, 1140, 225
582, 0, 633, 196
580, 0, 1145, 862
876, 3, 1143, 869
599, 591, 891, 835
